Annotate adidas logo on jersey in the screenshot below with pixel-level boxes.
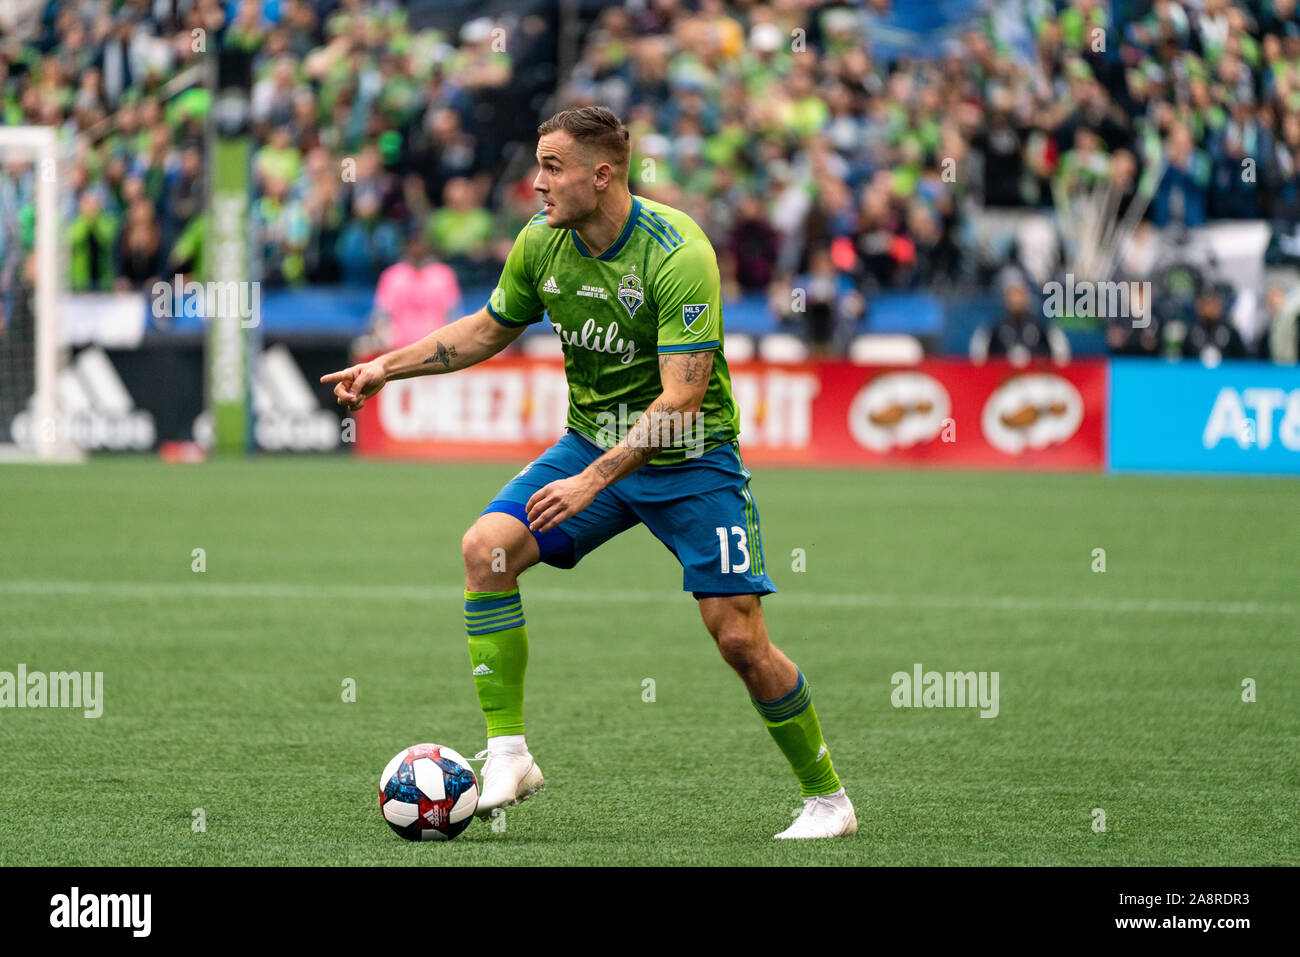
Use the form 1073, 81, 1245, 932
472, 664, 494, 676
542, 276, 561, 294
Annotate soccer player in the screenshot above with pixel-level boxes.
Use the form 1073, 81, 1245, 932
322, 107, 856, 839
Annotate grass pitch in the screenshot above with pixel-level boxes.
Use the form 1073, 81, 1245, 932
0, 457, 1295, 865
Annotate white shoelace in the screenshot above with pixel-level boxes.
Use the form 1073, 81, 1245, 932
472, 748, 529, 773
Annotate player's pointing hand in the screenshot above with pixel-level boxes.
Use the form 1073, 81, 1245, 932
321, 360, 387, 411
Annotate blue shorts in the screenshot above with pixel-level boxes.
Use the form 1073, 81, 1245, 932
483, 430, 777, 598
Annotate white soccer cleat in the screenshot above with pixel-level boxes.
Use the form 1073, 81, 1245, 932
774, 788, 858, 839
473, 747, 545, 819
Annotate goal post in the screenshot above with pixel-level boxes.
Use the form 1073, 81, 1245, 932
0, 125, 79, 462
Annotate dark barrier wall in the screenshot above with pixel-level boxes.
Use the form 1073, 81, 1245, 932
48, 338, 352, 452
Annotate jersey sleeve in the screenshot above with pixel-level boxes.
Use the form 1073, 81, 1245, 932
486, 225, 544, 327
651, 238, 723, 353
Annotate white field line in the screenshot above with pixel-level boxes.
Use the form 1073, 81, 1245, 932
0, 580, 1294, 616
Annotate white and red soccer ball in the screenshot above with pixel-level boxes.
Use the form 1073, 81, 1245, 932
379, 744, 478, 841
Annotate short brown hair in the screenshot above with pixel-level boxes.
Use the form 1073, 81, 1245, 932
537, 106, 630, 173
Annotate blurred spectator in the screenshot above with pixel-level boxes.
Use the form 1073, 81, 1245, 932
116, 198, 163, 288
67, 191, 118, 292
358, 232, 462, 357
162, 146, 204, 251
1177, 285, 1249, 363
779, 245, 860, 356
254, 126, 303, 194
425, 177, 495, 282
728, 194, 779, 293
970, 277, 1071, 365
252, 54, 299, 128
409, 107, 481, 220
1151, 125, 1211, 228
253, 173, 309, 286
336, 192, 400, 286
1266, 282, 1300, 363
1105, 280, 1161, 356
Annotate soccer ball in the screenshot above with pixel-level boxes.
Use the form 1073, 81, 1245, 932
379, 743, 479, 841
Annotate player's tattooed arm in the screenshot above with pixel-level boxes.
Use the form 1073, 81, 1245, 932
660, 349, 712, 386
321, 306, 524, 410
589, 351, 714, 484
524, 350, 714, 532
592, 397, 676, 480
420, 341, 458, 369
595, 350, 712, 482
382, 307, 523, 380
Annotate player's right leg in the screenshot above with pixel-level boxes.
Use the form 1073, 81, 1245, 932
461, 511, 547, 818
463, 431, 639, 819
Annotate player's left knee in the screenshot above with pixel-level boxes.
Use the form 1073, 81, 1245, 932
700, 597, 768, 670
713, 627, 766, 673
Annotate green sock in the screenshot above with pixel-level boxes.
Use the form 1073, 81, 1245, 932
751, 669, 842, 797
465, 588, 528, 737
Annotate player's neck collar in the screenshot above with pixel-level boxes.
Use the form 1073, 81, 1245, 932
571, 196, 641, 261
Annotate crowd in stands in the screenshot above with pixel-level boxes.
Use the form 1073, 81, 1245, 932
1, 0, 1298, 361
1, 0, 543, 305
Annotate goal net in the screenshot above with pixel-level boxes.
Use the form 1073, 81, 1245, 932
0, 126, 77, 462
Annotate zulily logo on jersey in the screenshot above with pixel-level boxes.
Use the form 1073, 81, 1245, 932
551, 318, 639, 365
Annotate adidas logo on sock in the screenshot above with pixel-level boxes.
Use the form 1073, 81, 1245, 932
543, 275, 561, 294
816, 744, 828, 761
472, 664, 494, 676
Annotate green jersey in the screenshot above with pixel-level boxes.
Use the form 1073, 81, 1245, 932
486, 195, 740, 465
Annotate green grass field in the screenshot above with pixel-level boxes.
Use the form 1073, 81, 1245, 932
0, 458, 1295, 865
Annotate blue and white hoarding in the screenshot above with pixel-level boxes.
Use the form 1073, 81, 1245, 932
1110, 359, 1300, 474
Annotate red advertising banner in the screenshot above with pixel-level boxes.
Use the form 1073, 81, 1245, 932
354, 357, 1107, 471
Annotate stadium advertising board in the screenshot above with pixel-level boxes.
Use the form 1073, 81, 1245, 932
25, 341, 350, 453
353, 357, 1108, 470
1110, 359, 1300, 474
